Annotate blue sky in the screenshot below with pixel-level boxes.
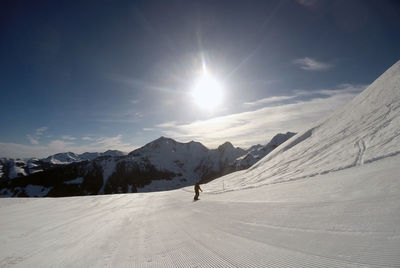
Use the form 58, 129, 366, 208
1, 0, 400, 158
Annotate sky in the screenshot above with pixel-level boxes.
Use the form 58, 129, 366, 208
1, 0, 400, 158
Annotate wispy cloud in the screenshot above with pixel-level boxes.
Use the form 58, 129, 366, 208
156, 121, 178, 128
61, 135, 77, 141
243, 83, 365, 108
26, 135, 39, 145
244, 95, 296, 106
294, 83, 365, 97
156, 84, 366, 148
26, 126, 48, 145
35, 127, 48, 136
1, 135, 138, 158
293, 57, 333, 71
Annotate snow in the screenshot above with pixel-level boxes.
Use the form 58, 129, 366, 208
44, 152, 81, 164
27, 162, 38, 169
8, 160, 27, 179
98, 158, 117, 194
43, 150, 126, 165
130, 137, 209, 177
0, 60, 399, 266
235, 132, 296, 169
0, 155, 399, 267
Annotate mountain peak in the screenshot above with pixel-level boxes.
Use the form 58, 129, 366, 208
218, 141, 234, 151
268, 132, 296, 147
154, 136, 175, 144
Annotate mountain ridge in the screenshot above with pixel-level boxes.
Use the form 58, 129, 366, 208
0, 132, 295, 196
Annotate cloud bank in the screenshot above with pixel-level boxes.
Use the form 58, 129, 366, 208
293, 57, 333, 71
156, 84, 366, 148
0, 135, 137, 159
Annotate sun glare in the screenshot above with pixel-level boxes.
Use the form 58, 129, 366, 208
191, 72, 224, 110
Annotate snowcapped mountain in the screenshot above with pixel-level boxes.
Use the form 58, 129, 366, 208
195, 141, 247, 183
235, 132, 296, 169
43, 152, 82, 165
44, 150, 126, 164
0, 158, 51, 180
128, 137, 209, 173
206, 60, 400, 192
0, 150, 126, 181
0, 135, 289, 197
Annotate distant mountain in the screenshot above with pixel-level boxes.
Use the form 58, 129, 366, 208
43, 152, 82, 165
0, 150, 126, 181
0, 134, 291, 197
196, 141, 247, 183
235, 132, 296, 170
44, 150, 126, 164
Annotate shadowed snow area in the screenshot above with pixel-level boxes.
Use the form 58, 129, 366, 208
1, 61, 400, 267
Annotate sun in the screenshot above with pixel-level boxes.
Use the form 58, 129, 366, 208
191, 72, 224, 110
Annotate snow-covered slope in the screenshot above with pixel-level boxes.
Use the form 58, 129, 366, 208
0, 155, 399, 267
206, 60, 400, 192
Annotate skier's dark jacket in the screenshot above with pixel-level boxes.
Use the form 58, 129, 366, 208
194, 183, 202, 194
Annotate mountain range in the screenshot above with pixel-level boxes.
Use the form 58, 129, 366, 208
0, 150, 126, 180
0, 132, 295, 197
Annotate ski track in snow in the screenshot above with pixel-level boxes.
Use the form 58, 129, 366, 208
1, 155, 400, 267
355, 139, 366, 166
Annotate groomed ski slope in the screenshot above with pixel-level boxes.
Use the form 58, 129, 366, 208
1, 60, 399, 267
0, 155, 399, 267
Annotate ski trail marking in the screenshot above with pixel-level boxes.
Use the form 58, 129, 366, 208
355, 139, 366, 166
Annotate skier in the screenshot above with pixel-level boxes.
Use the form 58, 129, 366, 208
194, 182, 202, 200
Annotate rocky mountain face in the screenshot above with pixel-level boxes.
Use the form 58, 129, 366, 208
43, 150, 126, 164
0, 150, 126, 181
235, 132, 296, 170
0, 158, 54, 180
0, 134, 294, 197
